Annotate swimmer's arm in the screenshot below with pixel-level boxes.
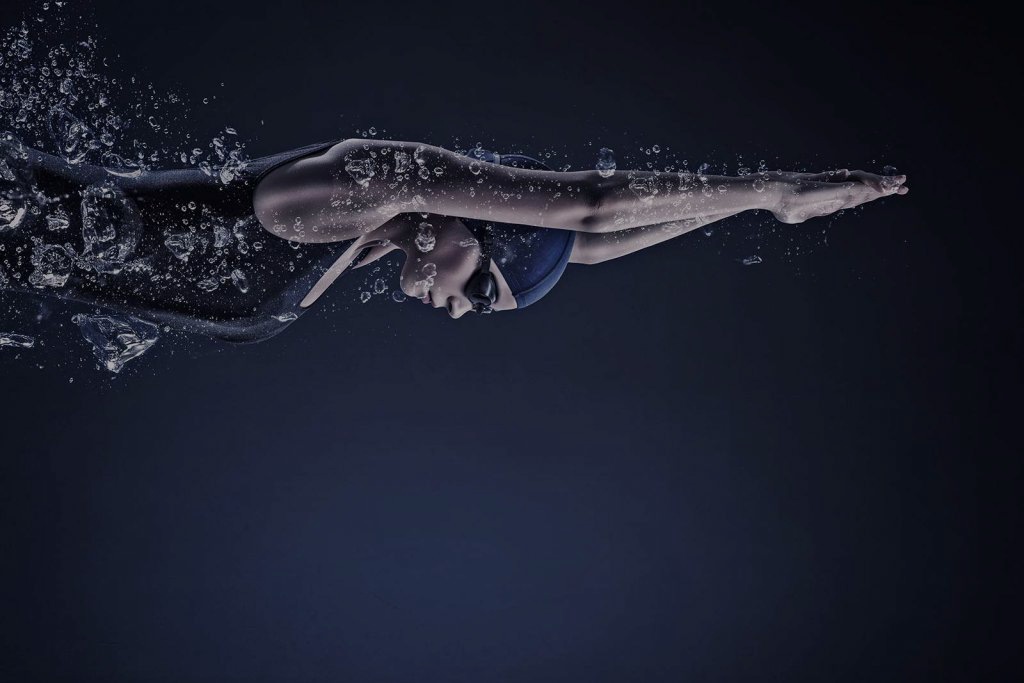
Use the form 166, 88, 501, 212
256, 138, 605, 243
571, 166, 913, 263
330, 140, 783, 234
568, 211, 738, 265
259, 139, 907, 244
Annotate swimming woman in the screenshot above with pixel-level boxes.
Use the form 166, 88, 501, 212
0, 135, 908, 342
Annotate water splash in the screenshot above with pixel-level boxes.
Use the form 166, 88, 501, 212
0, 196, 27, 231
72, 313, 159, 374
414, 222, 436, 252
47, 107, 99, 165
29, 243, 74, 287
230, 268, 249, 293
596, 147, 616, 178
394, 151, 413, 175
80, 182, 142, 273
880, 165, 901, 193
164, 231, 199, 261
627, 174, 657, 202
344, 157, 376, 187
0, 332, 35, 349
0, 133, 34, 232
45, 208, 70, 231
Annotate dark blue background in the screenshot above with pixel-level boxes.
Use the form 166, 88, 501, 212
1, 1, 1019, 681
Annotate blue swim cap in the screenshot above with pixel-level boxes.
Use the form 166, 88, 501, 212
460, 149, 575, 309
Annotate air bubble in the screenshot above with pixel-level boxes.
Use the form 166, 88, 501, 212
596, 147, 616, 178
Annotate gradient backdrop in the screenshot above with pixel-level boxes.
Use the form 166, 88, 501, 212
1, 1, 1019, 681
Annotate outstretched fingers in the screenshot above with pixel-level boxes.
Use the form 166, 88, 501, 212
808, 168, 909, 196
849, 169, 908, 195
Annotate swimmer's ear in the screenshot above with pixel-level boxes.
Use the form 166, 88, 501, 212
353, 242, 399, 268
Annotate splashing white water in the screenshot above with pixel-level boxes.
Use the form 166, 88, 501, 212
72, 313, 159, 373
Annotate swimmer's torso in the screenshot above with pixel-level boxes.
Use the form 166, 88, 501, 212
0, 139, 347, 342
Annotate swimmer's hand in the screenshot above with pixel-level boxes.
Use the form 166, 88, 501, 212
761, 169, 909, 225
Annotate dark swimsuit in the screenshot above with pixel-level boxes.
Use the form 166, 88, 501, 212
0, 139, 347, 343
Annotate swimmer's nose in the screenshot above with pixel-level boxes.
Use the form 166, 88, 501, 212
399, 277, 420, 299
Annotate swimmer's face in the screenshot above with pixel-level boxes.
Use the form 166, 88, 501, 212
396, 217, 516, 318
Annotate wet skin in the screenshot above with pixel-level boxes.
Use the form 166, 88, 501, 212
252, 139, 909, 314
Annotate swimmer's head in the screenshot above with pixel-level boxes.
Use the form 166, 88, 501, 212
390, 215, 517, 318
361, 208, 574, 318
347, 150, 574, 317
359, 149, 575, 317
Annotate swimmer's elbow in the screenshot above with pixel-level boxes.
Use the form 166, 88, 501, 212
572, 174, 616, 234
568, 234, 610, 265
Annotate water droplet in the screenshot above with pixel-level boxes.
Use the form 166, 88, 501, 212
72, 314, 159, 374
101, 151, 144, 177
47, 108, 96, 164
344, 157, 376, 187
394, 151, 412, 174
0, 197, 27, 231
213, 223, 232, 248
77, 183, 142, 273
414, 222, 436, 252
163, 231, 197, 260
0, 332, 35, 349
28, 244, 74, 288
596, 147, 616, 178
628, 175, 657, 202
231, 268, 249, 293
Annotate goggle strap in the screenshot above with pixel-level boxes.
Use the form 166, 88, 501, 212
478, 224, 494, 272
